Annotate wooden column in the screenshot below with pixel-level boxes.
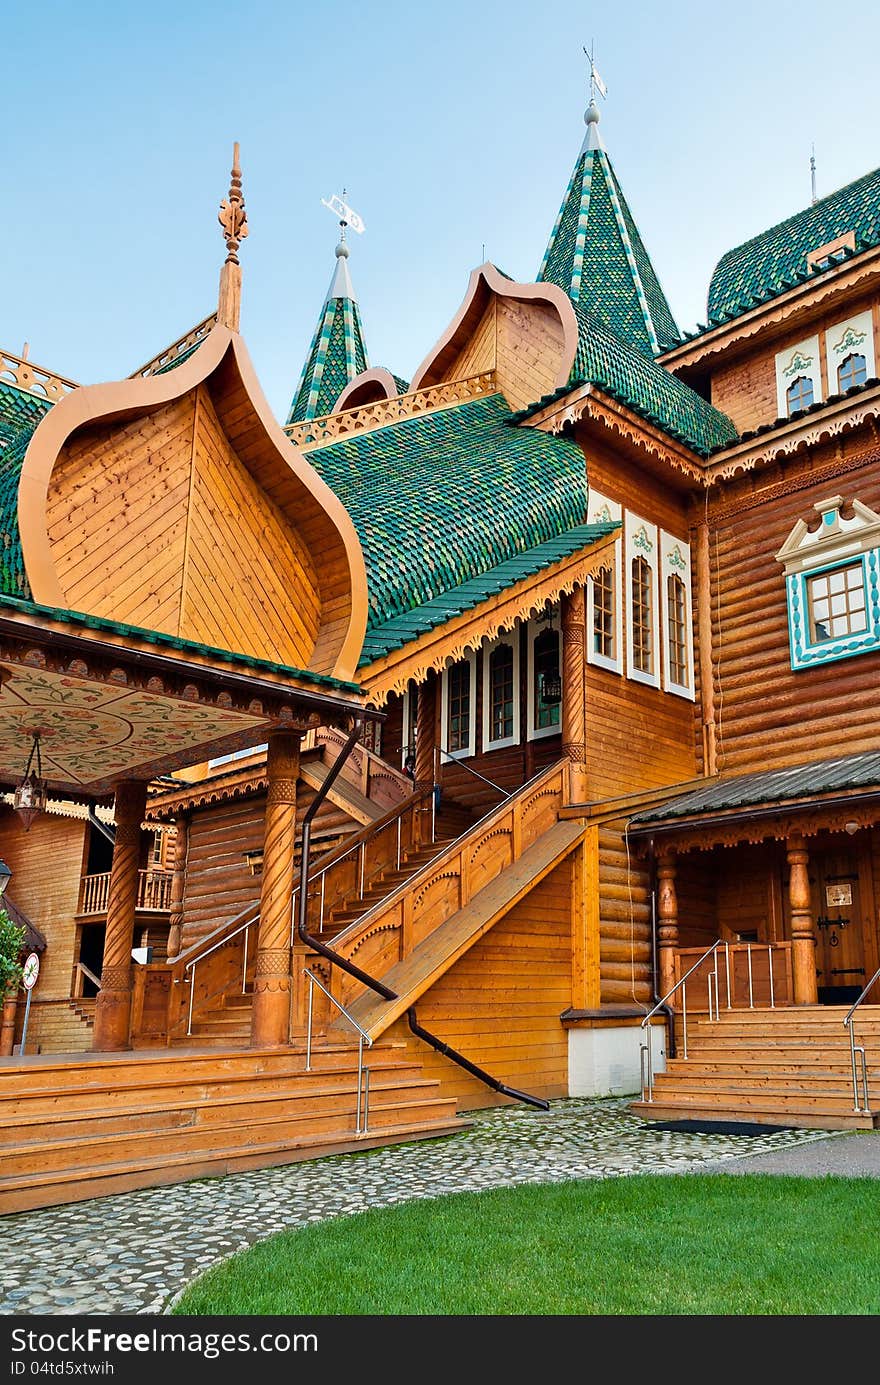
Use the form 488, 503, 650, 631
92, 779, 148, 1051
571, 827, 601, 1010
0, 989, 18, 1056
787, 834, 818, 1005
561, 587, 588, 804
656, 851, 679, 1003
415, 672, 438, 794
165, 816, 189, 960
695, 519, 717, 777
251, 731, 301, 1048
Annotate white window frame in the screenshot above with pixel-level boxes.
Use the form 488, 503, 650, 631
401, 682, 416, 768
586, 490, 622, 674
825, 311, 875, 393
440, 650, 477, 760
625, 512, 660, 690
775, 334, 822, 418
482, 631, 520, 751
526, 615, 562, 741
660, 531, 695, 700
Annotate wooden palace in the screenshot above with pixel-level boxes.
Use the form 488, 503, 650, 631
1, 92, 879, 1211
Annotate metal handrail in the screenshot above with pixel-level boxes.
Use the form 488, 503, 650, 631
439, 744, 508, 796
304, 969, 372, 1134
843, 963, 880, 1114
640, 939, 724, 1103
184, 912, 258, 1035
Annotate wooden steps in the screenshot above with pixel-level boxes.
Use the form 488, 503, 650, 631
17, 999, 96, 1055
0, 1042, 466, 1214
631, 1005, 880, 1131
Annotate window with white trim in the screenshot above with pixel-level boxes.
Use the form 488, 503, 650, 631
586, 490, 622, 674
776, 495, 880, 670
660, 530, 695, 699
775, 335, 822, 418
526, 614, 561, 740
440, 652, 476, 758
624, 514, 660, 688
482, 632, 519, 751
825, 311, 875, 395
401, 681, 417, 768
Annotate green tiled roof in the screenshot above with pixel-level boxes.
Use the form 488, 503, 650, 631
287, 246, 370, 424
706, 166, 880, 326
306, 393, 591, 629
0, 381, 54, 600
510, 306, 737, 457
629, 750, 880, 829
538, 125, 679, 358
359, 520, 618, 664
0, 591, 363, 694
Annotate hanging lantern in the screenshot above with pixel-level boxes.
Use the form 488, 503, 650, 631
540, 672, 562, 705
13, 731, 48, 832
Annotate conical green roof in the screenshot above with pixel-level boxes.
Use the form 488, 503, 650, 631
286, 242, 370, 423
537, 104, 679, 358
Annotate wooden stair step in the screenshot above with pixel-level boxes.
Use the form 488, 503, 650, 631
630, 1099, 875, 1131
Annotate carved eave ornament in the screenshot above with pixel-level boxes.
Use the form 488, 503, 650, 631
360, 528, 618, 706
629, 795, 880, 857
17, 323, 369, 682
705, 382, 880, 484
659, 245, 880, 375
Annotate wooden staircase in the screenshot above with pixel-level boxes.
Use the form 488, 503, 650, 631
0, 1040, 465, 1214
630, 1005, 880, 1130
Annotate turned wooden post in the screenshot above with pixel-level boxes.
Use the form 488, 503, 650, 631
656, 851, 679, 1003
92, 779, 148, 1051
415, 673, 437, 786
0, 988, 18, 1056
787, 834, 818, 1005
251, 731, 301, 1047
562, 587, 588, 803
165, 815, 189, 961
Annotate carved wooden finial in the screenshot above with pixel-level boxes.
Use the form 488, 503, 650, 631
217, 142, 247, 331
218, 141, 248, 265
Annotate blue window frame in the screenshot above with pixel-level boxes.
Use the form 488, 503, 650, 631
786, 551, 880, 670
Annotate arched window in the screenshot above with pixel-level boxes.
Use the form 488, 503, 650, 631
631, 556, 653, 675
487, 640, 515, 745
532, 626, 561, 732
786, 375, 814, 414
666, 574, 688, 686
838, 353, 867, 392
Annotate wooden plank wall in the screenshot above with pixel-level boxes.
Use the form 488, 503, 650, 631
180, 784, 358, 948
447, 295, 565, 411
707, 290, 877, 434
449, 300, 496, 381
0, 809, 87, 1001
706, 444, 880, 775
382, 863, 572, 1107
598, 820, 652, 1005
47, 386, 322, 669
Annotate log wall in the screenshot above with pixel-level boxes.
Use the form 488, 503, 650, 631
598, 820, 652, 1006
0, 809, 87, 1000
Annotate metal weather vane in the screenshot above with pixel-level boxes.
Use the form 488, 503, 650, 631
583, 42, 607, 102
321, 191, 365, 237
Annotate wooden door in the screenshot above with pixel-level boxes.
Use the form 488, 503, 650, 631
810, 849, 868, 1004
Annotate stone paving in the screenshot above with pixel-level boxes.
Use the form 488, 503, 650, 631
0, 1097, 847, 1317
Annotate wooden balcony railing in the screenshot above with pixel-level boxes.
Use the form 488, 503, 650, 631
79, 869, 173, 916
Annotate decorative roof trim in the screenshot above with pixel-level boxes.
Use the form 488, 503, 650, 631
17, 323, 370, 684
129, 314, 218, 380
705, 383, 880, 484
286, 373, 497, 450
0, 348, 78, 405
360, 529, 618, 705
409, 263, 579, 393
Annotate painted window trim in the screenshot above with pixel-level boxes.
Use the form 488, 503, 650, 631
775, 334, 822, 418
440, 650, 477, 760
625, 513, 660, 690
526, 616, 562, 742
786, 551, 880, 670
482, 631, 520, 752
824, 310, 876, 390
586, 489, 623, 675
660, 530, 695, 701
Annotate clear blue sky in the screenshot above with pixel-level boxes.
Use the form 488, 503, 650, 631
4, 1, 879, 421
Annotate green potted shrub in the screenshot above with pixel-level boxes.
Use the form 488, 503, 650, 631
0, 909, 25, 1057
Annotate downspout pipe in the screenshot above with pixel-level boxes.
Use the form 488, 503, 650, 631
296, 717, 397, 1002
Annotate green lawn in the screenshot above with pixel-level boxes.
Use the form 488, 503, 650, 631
172, 1173, 880, 1315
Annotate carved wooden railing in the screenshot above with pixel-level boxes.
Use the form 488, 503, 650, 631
313, 760, 567, 1016
0, 346, 78, 403
310, 725, 412, 813
129, 314, 217, 379
284, 372, 498, 449
130, 785, 434, 1046
79, 869, 173, 916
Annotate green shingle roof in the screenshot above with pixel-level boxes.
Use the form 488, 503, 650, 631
306, 393, 592, 630
537, 115, 679, 358
0, 381, 54, 600
510, 305, 737, 457
287, 246, 370, 424
629, 750, 880, 829
359, 520, 617, 664
706, 166, 880, 326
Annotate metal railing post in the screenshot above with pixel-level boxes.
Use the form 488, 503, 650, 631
768, 945, 775, 1009
356, 1035, 364, 1132
681, 979, 688, 1059
306, 973, 314, 1072
187, 963, 196, 1036
725, 942, 731, 1008
747, 944, 754, 1009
